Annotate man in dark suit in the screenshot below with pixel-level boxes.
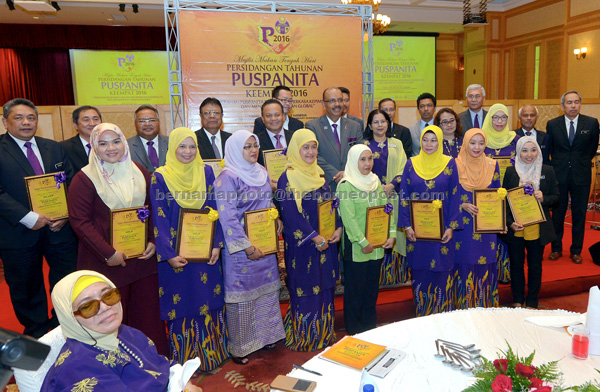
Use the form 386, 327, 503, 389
0, 98, 78, 338
514, 104, 551, 164
458, 84, 488, 131
339, 86, 364, 129
60, 105, 102, 173
195, 97, 231, 160
306, 87, 363, 190
378, 98, 413, 158
253, 86, 304, 134
127, 105, 168, 173
408, 92, 436, 156
546, 91, 600, 264
256, 99, 293, 172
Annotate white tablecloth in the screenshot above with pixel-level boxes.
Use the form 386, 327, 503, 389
288, 308, 600, 392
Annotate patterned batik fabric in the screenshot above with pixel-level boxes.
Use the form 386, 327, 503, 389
410, 268, 455, 317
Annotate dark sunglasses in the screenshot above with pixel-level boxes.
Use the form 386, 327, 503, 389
73, 288, 121, 319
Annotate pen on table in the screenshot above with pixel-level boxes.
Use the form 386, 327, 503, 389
293, 364, 322, 376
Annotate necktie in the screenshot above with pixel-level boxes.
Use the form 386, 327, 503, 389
147, 141, 159, 168
473, 114, 480, 129
86, 143, 91, 157
275, 134, 283, 149
569, 121, 575, 146
332, 124, 341, 153
424, 123, 429, 128
525, 131, 532, 137
24, 141, 44, 175
211, 135, 221, 159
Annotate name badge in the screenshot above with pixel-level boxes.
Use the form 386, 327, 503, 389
540, 175, 545, 179
389, 144, 397, 148
582, 130, 590, 135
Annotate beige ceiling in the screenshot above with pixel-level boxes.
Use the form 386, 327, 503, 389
0, 0, 533, 29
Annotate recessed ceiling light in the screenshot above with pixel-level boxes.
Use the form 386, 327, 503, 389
107, 18, 113, 20
33, 16, 39, 19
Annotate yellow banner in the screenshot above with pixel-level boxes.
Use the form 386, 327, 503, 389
70, 50, 170, 105
179, 11, 363, 130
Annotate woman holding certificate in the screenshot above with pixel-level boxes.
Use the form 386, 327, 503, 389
503, 136, 559, 309
213, 130, 285, 365
482, 103, 520, 285
454, 128, 501, 309
397, 125, 462, 317
67, 123, 168, 355
363, 109, 408, 285
149, 127, 228, 369
337, 144, 396, 335
434, 108, 463, 158
277, 129, 342, 351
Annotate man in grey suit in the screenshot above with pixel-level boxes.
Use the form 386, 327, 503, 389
127, 105, 168, 173
408, 92, 436, 156
306, 87, 363, 190
458, 84, 488, 130
339, 86, 364, 129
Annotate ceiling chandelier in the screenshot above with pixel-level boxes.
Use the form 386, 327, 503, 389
341, 0, 391, 34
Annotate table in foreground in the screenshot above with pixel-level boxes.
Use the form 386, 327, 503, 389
288, 308, 599, 391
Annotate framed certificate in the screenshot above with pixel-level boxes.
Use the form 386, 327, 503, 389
262, 149, 287, 181
244, 208, 278, 255
473, 189, 506, 233
410, 200, 444, 241
175, 209, 215, 262
317, 199, 337, 241
493, 156, 512, 184
109, 207, 148, 259
365, 206, 390, 248
24, 173, 69, 220
204, 159, 224, 179
506, 185, 546, 227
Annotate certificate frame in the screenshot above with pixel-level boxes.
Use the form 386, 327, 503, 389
317, 199, 337, 241
244, 208, 278, 255
365, 206, 390, 248
506, 184, 546, 227
175, 208, 215, 262
24, 173, 69, 220
472, 189, 506, 234
409, 200, 444, 241
109, 206, 148, 259
204, 159, 224, 179
262, 148, 287, 182
493, 156, 512, 184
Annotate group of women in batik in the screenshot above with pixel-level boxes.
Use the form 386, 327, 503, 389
48, 101, 558, 388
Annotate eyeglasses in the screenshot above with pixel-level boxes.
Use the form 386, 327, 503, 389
201, 111, 222, 117
277, 98, 293, 104
73, 288, 121, 319
440, 118, 456, 126
325, 98, 344, 105
467, 94, 483, 99
243, 143, 259, 150
492, 115, 508, 122
136, 118, 158, 124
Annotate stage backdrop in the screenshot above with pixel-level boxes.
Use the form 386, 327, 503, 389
371, 35, 436, 102
179, 11, 363, 131
70, 50, 170, 105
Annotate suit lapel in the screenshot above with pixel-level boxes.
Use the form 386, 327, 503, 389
133, 136, 153, 169
339, 117, 350, 157
260, 132, 275, 150
73, 137, 88, 165
284, 129, 293, 145
36, 137, 56, 174
2, 135, 36, 176
158, 135, 168, 166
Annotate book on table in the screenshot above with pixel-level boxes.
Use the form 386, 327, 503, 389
319, 336, 387, 370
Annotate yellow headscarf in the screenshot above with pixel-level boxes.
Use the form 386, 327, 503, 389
482, 103, 517, 149
155, 127, 206, 209
52, 270, 121, 351
455, 128, 497, 191
411, 125, 451, 180
286, 129, 325, 212
82, 123, 146, 210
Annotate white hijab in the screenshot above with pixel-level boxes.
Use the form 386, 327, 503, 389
51, 270, 121, 351
223, 130, 268, 187
341, 144, 380, 192
515, 136, 543, 190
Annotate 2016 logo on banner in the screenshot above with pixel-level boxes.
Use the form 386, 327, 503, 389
118, 54, 135, 72
258, 17, 292, 54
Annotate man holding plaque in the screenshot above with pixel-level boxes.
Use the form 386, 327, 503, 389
256, 99, 293, 191
253, 85, 304, 134
547, 91, 600, 264
195, 97, 231, 160
0, 98, 78, 338
61, 105, 102, 173
127, 105, 168, 173
306, 87, 363, 191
